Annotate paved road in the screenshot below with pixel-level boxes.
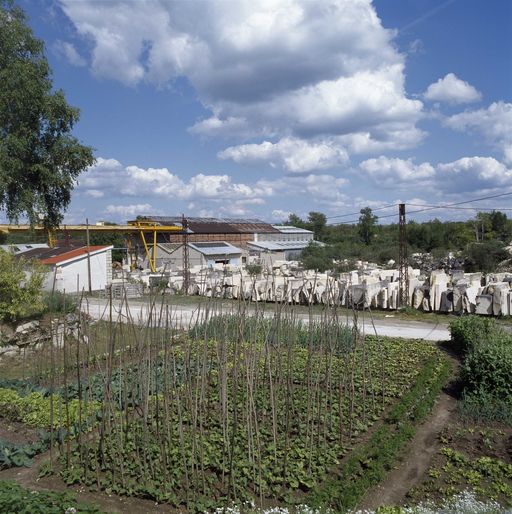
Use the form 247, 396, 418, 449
82, 297, 451, 341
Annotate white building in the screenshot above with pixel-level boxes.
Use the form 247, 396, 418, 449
254, 225, 314, 243
248, 225, 315, 266
20, 245, 113, 292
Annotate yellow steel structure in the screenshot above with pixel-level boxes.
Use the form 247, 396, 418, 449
0, 221, 183, 273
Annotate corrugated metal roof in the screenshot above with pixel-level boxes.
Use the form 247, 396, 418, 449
17, 246, 111, 265
0, 244, 49, 254
189, 242, 242, 256
272, 225, 313, 234
138, 216, 279, 234
157, 242, 242, 256
247, 241, 311, 252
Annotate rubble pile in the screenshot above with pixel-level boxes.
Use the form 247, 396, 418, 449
0, 313, 91, 359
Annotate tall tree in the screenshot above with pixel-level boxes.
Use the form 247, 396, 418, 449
307, 211, 327, 239
358, 207, 378, 245
0, 1, 94, 228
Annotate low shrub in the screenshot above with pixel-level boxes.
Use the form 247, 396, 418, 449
43, 290, 78, 314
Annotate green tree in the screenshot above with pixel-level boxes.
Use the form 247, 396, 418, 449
464, 240, 509, 273
358, 207, 378, 245
286, 213, 307, 228
300, 242, 331, 272
0, 249, 47, 322
307, 211, 327, 240
0, 1, 94, 228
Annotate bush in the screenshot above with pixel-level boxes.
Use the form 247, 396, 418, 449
461, 340, 512, 400
449, 316, 512, 422
43, 291, 78, 314
0, 250, 47, 322
459, 391, 512, 425
449, 316, 502, 353
246, 263, 263, 276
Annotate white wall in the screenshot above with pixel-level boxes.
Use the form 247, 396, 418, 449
44, 250, 111, 292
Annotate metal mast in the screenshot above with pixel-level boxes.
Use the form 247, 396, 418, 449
398, 203, 409, 308
182, 214, 190, 294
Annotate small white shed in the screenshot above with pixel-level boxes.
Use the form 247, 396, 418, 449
38, 246, 113, 292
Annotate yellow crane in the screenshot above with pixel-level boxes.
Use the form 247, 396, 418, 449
0, 221, 183, 273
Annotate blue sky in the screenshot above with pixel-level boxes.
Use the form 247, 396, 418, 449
16, 0, 512, 224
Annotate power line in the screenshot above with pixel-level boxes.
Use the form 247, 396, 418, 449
326, 203, 397, 220
328, 190, 512, 225
407, 203, 512, 211
406, 191, 512, 215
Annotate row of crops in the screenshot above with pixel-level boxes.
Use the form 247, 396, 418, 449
1, 303, 448, 512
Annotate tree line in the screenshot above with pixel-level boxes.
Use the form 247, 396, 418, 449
286, 209, 512, 273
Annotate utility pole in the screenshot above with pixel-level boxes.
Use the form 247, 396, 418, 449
398, 203, 409, 308
86, 218, 92, 293
182, 214, 190, 294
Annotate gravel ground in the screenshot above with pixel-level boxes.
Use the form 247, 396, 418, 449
82, 297, 450, 341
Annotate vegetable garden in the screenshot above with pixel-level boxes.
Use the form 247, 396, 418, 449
0, 298, 449, 512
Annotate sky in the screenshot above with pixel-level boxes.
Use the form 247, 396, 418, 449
14, 0, 512, 225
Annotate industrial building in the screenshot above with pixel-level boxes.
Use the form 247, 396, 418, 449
130, 217, 314, 269
131, 216, 281, 248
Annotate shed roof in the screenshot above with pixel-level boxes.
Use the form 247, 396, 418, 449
18, 246, 111, 265
189, 241, 242, 256
0, 243, 49, 255
247, 241, 311, 252
272, 225, 313, 234
157, 241, 243, 256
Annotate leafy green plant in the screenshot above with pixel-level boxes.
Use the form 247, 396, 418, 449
0, 432, 51, 470
0, 388, 100, 428
0, 480, 104, 513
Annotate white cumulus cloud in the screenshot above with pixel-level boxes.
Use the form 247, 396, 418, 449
77, 157, 273, 202
424, 73, 481, 104
105, 203, 154, 218
445, 102, 512, 164
437, 156, 512, 192
59, 0, 425, 168
219, 138, 349, 173
359, 156, 435, 186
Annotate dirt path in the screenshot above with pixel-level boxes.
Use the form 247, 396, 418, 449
359, 380, 457, 510
0, 451, 174, 514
